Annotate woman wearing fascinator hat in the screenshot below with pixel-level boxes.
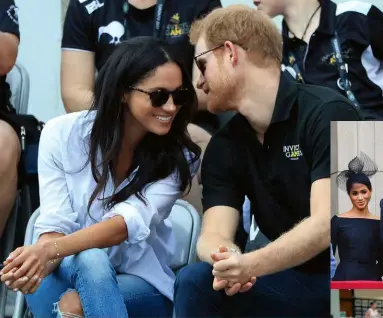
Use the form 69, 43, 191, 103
331, 152, 383, 281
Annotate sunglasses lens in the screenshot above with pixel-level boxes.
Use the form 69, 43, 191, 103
151, 90, 170, 107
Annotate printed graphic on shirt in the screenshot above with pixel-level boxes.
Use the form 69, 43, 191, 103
7, 4, 18, 25
320, 48, 353, 66
98, 21, 125, 44
81, 0, 104, 15
165, 13, 190, 38
283, 144, 303, 160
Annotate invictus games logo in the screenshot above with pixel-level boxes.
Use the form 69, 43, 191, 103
283, 144, 302, 160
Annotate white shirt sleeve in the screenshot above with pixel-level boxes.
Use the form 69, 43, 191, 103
34, 117, 81, 238
102, 150, 200, 245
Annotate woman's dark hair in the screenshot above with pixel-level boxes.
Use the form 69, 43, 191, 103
346, 173, 372, 194
87, 36, 200, 213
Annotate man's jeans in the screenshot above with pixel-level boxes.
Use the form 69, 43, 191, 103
26, 248, 172, 318
174, 262, 329, 317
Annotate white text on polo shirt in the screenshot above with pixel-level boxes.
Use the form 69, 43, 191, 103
283, 144, 302, 160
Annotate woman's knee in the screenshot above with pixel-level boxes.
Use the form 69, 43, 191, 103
70, 249, 116, 283
57, 291, 84, 317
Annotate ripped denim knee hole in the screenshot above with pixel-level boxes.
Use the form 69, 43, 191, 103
52, 288, 84, 318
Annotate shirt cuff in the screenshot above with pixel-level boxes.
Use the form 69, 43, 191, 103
102, 202, 150, 245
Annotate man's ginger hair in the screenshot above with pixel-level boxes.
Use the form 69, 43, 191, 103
190, 5, 282, 67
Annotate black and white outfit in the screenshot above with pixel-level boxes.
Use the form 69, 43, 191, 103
0, 0, 19, 111
62, 0, 228, 134
282, 0, 383, 120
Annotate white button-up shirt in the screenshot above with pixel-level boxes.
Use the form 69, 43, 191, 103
34, 111, 200, 301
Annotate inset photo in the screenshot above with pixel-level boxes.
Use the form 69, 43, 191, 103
331, 121, 383, 288
331, 289, 383, 318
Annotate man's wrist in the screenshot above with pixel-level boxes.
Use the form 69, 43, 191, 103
243, 250, 260, 277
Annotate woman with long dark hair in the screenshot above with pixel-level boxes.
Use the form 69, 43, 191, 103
0, 36, 200, 317
331, 152, 383, 281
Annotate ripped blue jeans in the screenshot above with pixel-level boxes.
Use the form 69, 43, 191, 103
25, 249, 173, 318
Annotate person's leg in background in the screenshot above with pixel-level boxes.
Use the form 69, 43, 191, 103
0, 119, 20, 238
118, 274, 173, 317
27, 248, 129, 318
174, 262, 227, 317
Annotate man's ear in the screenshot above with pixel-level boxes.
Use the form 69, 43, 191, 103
224, 41, 239, 66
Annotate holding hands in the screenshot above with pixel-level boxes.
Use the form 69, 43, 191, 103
210, 246, 256, 296
0, 243, 50, 294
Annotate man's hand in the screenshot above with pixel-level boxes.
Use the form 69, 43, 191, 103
212, 248, 254, 285
211, 246, 256, 296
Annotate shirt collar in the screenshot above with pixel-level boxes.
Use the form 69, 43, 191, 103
270, 72, 298, 124
282, 0, 337, 42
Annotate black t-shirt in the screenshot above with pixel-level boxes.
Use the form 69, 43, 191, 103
282, 0, 383, 120
0, 0, 19, 110
202, 73, 361, 274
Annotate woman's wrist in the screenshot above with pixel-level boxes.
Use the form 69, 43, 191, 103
39, 240, 60, 261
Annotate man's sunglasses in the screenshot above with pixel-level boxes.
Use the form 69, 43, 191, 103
128, 86, 190, 108
194, 44, 224, 75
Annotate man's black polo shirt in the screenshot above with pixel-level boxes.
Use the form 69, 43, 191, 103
201, 73, 361, 274
282, 0, 383, 120
0, 0, 19, 110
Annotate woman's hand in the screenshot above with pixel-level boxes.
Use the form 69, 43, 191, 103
0, 243, 51, 293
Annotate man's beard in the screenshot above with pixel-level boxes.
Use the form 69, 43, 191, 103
207, 69, 236, 113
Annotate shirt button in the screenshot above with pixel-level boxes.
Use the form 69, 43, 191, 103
300, 46, 306, 52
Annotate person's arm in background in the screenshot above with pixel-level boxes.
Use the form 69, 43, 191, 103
61, 0, 96, 112
0, 0, 19, 75
368, 4, 383, 61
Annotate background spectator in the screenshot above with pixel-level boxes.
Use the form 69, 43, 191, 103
255, 0, 383, 120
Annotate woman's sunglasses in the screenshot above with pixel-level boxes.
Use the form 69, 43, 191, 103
129, 86, 190, 108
